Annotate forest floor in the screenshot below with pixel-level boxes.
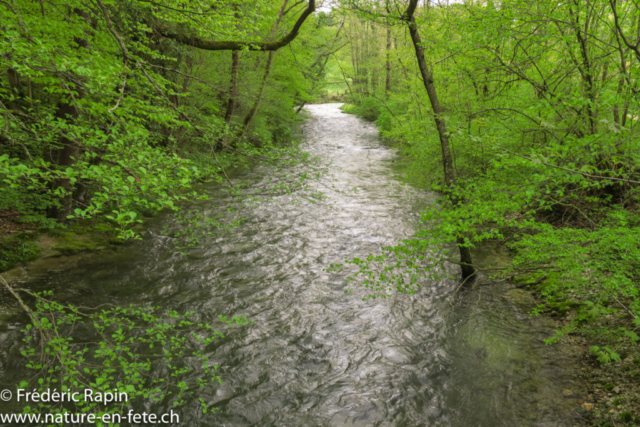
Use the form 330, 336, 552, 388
0, 209, 31, 237
547, 305, 640, 426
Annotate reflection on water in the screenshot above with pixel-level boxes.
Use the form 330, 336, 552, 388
0, 104, 586, 426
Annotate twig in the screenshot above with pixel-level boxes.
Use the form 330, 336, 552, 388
0, 274, 48, 361
514, 275, 547, 289
94, 0, 130, 114
449, 270, 477, 306
212, 151, 234, 188
108, 60, 128, 114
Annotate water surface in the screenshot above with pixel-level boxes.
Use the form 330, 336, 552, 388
0, 104, 585, 426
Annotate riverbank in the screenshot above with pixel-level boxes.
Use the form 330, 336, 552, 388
520, 277, 640, 426
341, 101, 640, 426
0, 138, 313, 277
0, 104, 592, 426
0, 215, 126, 279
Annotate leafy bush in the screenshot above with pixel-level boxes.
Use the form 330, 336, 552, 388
10, 288, 251, 420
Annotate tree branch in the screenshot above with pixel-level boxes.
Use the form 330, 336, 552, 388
157, 0, 315, 52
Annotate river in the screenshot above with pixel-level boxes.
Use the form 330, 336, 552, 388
0, 104, 585, 426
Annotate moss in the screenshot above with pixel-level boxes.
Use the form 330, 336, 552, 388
613, 398, 624, 405
92, 223, 114, 233
49, 222, 121, 255
510, 273, 550, 292
620, 411, 633, 422
632, 359, 640, 366
0, 232, 41, 272
543, 299, 583, 317
603, 383, 615, 390
52, 240, 99, 255
504, 288, 535, 306
536, 273, 561, 292
511, 274, 537, 286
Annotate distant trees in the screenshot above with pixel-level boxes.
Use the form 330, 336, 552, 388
340, 0, 477, 280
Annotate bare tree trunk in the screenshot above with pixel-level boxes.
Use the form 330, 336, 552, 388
568, 5, 598, 135
49, 101, 81, 221
48, 8, 88, 221
224, 50, 240, 126
369, 22, 376, 95
613, 76, 623, 125
234, 0, 289, 142
403, 0, 475, 281
236, 51, 274, 142
385, 24, 392, 98
296, 101, 307, 114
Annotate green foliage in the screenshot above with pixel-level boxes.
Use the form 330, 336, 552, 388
340, 97, 382, 121
336, 0, 640, 352
340, 104, 359, 115
0, 0, 334, 238
17, 290, 251, 421
506, 210, 640, 344
590, 346, 622, 364
0, 2, 342, 423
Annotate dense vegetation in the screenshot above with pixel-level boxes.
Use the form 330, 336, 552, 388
0, 0, 339, 422
2, 0, 640, 423
336, 0, 640, 368
0, 0, 340, 239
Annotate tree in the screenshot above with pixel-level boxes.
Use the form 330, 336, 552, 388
401, 0, 475, 280
0, 0, 325, 234
338, 0, 475, 280
336, 0, 640, 357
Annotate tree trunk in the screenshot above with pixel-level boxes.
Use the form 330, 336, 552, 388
48, 9, 88, 221
236, 51, 274, 143
403, 0, 475, 281
49, 101, 81, 221
296, 101, 307, 114
385, 24, 392, 98
234, 0, 288, 142
224, 50, 240, 126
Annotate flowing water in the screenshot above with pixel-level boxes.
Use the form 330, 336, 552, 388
0, 104, 586, 426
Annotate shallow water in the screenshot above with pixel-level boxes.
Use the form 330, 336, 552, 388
0, 104, 585, 426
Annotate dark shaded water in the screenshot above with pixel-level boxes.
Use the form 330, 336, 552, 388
0, 104, 585, 426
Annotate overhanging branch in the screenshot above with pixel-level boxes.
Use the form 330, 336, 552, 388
157, 0, 315, 51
